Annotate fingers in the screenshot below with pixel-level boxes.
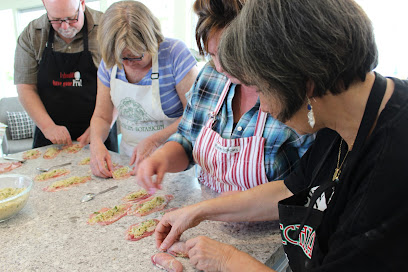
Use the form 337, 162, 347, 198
136, 161, 162, 191
156, 164, 166, 185
77, 127, 91, 147
90, 159, 110, 178
45, 126, 72, 145
187, 237, 206, 270
99, 156, 113, 178
77, 137, 89, 147
129, 149, 137, 166
137, 175, 161, 193
185, 236, 200, 252
155, 214, 183, 251
90, 145, 113, 178
159, 225, 182, 251
134, 155, 143, 172
155, 219, 173, 249
77, 132, 90, 147
60, 127, 72, 145
129, 165, 137, 176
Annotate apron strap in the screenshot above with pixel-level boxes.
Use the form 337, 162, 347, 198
82, 16, 89, 51
205, 80, 267, 137
151, 52, 159, 80
352, 72, 387, 153
254, 110, 268, 137
111, 65, 118, 79
206, 79, 232, 127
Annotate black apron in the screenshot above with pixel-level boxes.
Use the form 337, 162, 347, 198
35, 16, 118, 152
278, 73, 387, 271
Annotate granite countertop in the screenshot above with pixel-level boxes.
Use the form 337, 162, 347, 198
0, 144, 283, 272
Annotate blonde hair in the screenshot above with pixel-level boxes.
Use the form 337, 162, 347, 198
98, 1, 164, 69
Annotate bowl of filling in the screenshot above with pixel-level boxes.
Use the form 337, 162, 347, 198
0, 174, 33, 222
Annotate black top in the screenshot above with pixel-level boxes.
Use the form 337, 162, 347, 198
285, 77, 408, 271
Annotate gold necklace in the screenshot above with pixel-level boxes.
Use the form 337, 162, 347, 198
332, 139, 352, 182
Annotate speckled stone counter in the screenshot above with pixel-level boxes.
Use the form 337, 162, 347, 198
0, 144, 283, 272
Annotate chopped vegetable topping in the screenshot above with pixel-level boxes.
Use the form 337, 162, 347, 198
23, 150, 40, 159
0, 188, 25, 201
79, 157, 90, 165
49, 176, 90, 188
136, 196, 165, 214
35, 169, 69, 181
44, 147, 59, 157
112, 166, 130, 179
129, 219, 158, 237
89, 204, 127, 224
125, 189, 148, 201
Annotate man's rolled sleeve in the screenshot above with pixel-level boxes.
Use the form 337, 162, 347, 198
14, 29, 40, 85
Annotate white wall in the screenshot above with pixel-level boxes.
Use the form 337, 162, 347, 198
1, 0, 407, 99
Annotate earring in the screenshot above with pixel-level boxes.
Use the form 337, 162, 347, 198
307, 98, 315, 128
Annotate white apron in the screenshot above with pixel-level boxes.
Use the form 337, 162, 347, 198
192, 80, 269, 193
111, 53, 177, 157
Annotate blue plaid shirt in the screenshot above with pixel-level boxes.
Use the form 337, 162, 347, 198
168, 63, 315, 181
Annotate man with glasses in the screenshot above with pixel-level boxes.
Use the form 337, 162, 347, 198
14, 0, 118, 151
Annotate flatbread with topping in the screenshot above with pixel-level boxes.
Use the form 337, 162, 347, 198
78, 157, 90, 165
87, 203, 132, 225
125, 219, 159, 241
112, 166, 131, 180
43, 147, 61, 159
43, 176, 91, 192
34, 169, 70, 182
62, 144, 82, 154
23, 149, 41, 160
128, 195, 173, 217
122, 189, 151, 203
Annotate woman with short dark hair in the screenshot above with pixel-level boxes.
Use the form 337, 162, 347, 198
136, 0, 314, 194
153, 0, 408, 271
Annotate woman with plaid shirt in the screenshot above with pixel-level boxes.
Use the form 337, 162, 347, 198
136, 0, 314, 193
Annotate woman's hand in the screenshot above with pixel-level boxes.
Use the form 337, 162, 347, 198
90, 140, 113, 178
135, 154, 169, 192
129, 136, 161, 172
77, 127, 91, 147
186, 236, 238, 272
155, 205, 202, 251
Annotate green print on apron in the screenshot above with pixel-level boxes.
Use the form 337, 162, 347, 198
110, 52, 176, 157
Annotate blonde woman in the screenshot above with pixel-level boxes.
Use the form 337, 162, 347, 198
90, 1, 198, 178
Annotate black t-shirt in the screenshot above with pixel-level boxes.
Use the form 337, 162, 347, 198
285, 77, 408, 271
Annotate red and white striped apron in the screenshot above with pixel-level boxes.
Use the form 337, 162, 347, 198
192, 80, 269, 193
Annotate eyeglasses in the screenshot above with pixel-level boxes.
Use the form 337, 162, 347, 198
47, 1, 81, 25
121, 53, 145, 62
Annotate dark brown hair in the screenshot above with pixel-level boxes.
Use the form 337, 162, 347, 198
219, 0, 378, 122
193, 0, 245, 55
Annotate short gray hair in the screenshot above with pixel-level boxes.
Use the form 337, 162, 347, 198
219, 0, 378, 122
98, 1, 164, 69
